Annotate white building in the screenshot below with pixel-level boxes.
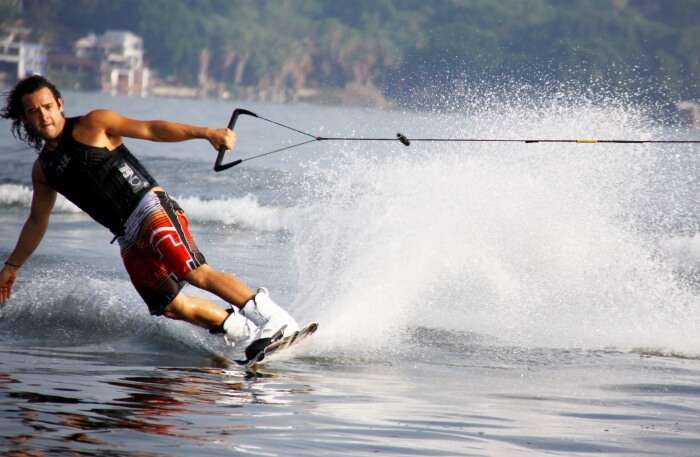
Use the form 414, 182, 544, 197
75, 30, 149, 96
0, 26, 46, 79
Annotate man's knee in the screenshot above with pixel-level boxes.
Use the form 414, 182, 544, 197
163, 293, 188, 320
183, 264, 214, 289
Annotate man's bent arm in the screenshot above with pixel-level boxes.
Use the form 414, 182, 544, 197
6, 162, 56, 266
1, 162, 55, 305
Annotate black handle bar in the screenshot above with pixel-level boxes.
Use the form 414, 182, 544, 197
214, 108, 258, 172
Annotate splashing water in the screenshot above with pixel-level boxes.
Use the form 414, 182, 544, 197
0, 184, 290, 232
0, 183, 81, 213
289, 90, 700, 357
175, 194, 290, 232
0, 266, 230, 357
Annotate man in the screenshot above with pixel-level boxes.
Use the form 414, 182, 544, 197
0, 75, 299, 356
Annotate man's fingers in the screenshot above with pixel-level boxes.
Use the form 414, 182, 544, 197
0, 277, 14, 303
229, 130, 237, 150
211, 128, 235, 151
221, 129, 236, 151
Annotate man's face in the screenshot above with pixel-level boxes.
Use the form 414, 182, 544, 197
21, 87, 65, 142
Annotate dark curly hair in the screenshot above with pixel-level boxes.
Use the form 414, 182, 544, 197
1, 75, 63, 150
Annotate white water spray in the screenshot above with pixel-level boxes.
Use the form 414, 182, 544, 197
290, 92, 700, 356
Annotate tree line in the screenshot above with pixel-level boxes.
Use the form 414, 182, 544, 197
5, 0, 699, 106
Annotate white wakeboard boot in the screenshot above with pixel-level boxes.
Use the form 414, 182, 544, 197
240, 288, 300, 359
221, 308, 258, 348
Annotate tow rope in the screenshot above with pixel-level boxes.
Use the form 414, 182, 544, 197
214, 108, 700, 171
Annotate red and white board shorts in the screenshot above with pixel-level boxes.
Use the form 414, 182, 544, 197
119, 191, 206, 315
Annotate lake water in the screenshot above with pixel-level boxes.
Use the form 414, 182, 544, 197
1, 90, 700, 456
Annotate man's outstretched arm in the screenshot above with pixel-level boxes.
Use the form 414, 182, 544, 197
75, 109, 236, 152
0, 161, 56, 305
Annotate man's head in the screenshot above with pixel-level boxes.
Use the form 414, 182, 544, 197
1, 75, 65, 150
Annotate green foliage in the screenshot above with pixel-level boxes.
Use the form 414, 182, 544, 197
0, 0, 20, 27
13, 0, 700, 103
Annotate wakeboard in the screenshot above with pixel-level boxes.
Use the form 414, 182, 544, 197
236, 321, 319, 372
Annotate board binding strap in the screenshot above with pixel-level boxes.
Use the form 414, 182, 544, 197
236, 322, 319, 372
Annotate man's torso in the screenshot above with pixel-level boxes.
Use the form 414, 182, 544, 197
38, 116, 158, 235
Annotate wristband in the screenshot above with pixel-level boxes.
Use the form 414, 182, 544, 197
4, 261, 21, 269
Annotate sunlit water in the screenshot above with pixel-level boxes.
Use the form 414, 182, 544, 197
1, 88, 700, 456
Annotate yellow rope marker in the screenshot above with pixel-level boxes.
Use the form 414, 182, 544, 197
576, 138, 599, 144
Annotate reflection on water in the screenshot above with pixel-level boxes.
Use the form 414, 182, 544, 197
2, 342, 700, 456
0, 348, 317, 457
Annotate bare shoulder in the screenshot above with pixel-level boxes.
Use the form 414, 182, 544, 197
31, 159, 46, 183
31, 159, 54, 189
74, 109, 123, 148
84, 109, 156, 143
79, 109, 121, 129
31, 160, 54, 196
30, 159, 57, 213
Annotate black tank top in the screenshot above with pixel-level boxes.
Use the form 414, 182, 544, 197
38, 116, 158, 235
